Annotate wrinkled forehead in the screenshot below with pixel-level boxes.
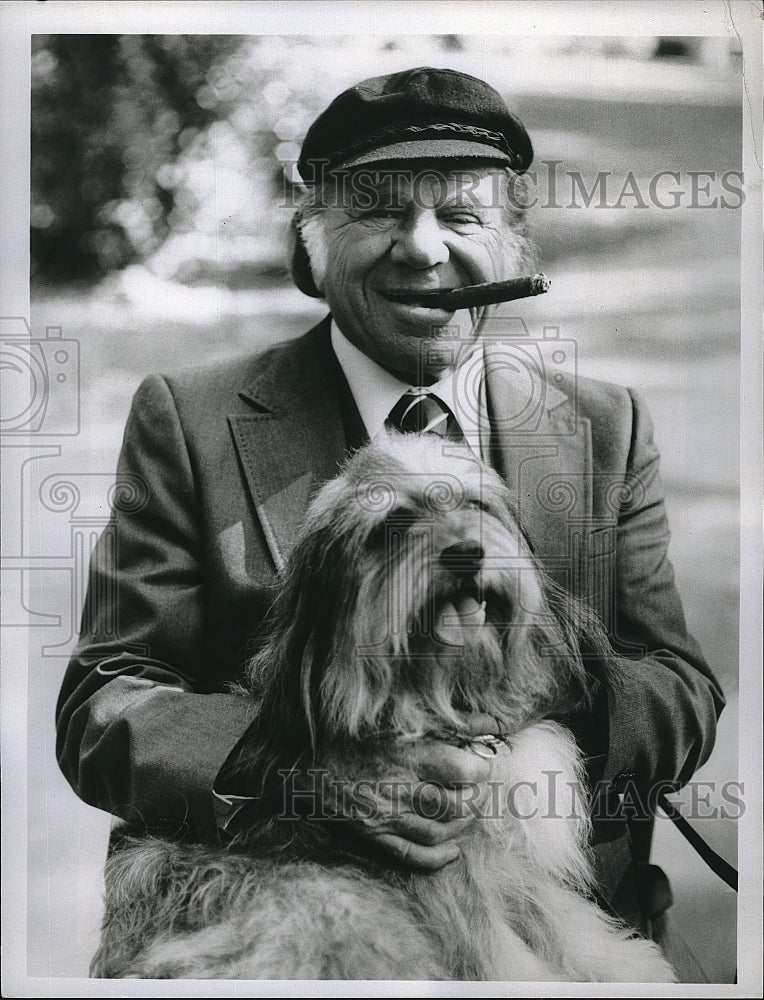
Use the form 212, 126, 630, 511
316, 162, 508, 213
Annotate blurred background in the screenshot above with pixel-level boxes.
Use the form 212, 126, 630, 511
25, 33, 742, 983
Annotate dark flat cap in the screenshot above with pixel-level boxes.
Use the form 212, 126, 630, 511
298, 67, 533, 181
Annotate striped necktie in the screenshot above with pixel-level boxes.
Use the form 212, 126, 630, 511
386, 389, 460, 438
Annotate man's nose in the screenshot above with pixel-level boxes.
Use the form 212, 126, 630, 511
389, 211, 449, 269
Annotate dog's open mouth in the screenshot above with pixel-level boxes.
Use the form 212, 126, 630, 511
433, 592, 487, 645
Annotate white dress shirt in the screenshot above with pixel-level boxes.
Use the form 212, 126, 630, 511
330, 320, 489, 460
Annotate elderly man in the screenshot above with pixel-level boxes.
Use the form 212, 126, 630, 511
56, 68, 723, 931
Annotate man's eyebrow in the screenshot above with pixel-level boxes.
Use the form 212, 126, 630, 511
336, 174, 498, 212
436, 190, 494, 214
341, 178, 407, 211
440, 191, 490, 208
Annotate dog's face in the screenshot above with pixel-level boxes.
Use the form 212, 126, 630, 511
250, 432, 595, 755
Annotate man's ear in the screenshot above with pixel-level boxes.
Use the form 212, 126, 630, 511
289, 213, 323, 299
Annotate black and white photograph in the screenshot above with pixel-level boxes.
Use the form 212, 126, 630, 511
1, 1, 762, 996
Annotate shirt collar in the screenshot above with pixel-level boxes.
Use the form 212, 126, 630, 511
330, 319, 485, 453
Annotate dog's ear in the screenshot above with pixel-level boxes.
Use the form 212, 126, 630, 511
231, 525, 347, 831
541, 576, 613, 707
289, 212, 323, 299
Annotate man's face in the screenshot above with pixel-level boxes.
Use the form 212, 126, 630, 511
318, 166, 522, 382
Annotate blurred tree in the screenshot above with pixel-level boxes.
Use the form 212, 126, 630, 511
31, 35, 127, 282
31, 34, 472, 288
31, 34, 237, 284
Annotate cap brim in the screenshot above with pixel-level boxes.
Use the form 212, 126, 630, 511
334, 138, 514, 171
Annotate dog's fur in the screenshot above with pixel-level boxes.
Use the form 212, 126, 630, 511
91, 432, 677, 982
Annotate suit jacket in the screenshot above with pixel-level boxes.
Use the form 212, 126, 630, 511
55, 316, 724, 912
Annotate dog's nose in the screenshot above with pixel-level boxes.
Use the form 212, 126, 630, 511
440, 541, 484, 574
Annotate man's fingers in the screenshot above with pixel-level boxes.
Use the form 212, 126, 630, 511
412, 742, 494, 785
461, 712, 503, 737
337, 712, 505, 871
366, 832, 461, 871
357, 805, 477, 845
414, 779, 488, 820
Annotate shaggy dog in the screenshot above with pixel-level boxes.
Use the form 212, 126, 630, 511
91, 432, 677, 982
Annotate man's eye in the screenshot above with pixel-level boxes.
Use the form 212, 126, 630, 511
444, 212, 480, 226
357, 208, 400, 221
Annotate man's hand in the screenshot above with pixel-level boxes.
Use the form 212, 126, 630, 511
335, 712, 502, 870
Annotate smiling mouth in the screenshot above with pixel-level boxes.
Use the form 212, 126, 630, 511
384, 275, 552, 311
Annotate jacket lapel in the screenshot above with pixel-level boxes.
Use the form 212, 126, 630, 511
228, 317, 354, 571
228, 323, 593, 585
484, 342, 592, 593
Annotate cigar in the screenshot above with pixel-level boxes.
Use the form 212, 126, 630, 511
387, 273, 550, 310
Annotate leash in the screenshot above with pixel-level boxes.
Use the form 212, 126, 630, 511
462, 734, 739, 892
400, 730, 740, 892
655, 790, 738, 892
